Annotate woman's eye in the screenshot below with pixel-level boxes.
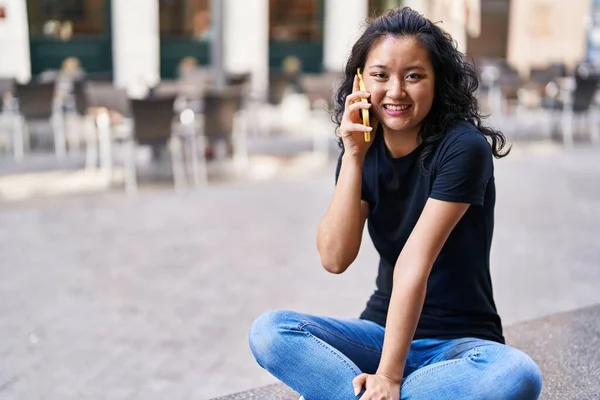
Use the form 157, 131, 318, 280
371, 73, 386, 79
406, 73, 423, 80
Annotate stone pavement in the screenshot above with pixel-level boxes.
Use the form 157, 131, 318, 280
0, 143, 599, 399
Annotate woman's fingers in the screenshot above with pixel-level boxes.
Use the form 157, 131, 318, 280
345, 91, 370, 108
341, 78, 375, 145
346, 100, 372, 115
344, 97, 371, 126
340, 123, 374, 136
352, 373, 368, 396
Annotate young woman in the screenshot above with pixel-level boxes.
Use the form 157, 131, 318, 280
249, 7, 542, 400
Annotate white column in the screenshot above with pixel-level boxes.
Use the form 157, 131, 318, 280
403, 0, 427, 13
0, 0, 31, 82
223, 0, 269, 98
323, 0, 369, 72
112, 0, 160, 98
449, 0, 468, 53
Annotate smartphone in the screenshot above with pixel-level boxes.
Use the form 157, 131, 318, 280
356, 68, 371, 142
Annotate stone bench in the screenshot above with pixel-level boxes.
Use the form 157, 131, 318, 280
213, 304, 600, 400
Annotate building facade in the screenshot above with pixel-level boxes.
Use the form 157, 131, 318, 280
1, 0, 380, 97
0, 0, 595, 97
507, 0, 593, 76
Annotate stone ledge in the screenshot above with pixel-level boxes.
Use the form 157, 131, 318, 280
214, 304, 600, 400
212, 383, 298, 400
503, 304, 600, 400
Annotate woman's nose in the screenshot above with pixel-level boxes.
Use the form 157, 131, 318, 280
386, 79, 407, 99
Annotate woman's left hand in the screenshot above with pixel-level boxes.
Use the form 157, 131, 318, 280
352, 373, 401, 399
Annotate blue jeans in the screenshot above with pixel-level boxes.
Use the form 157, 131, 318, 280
249, 310, 542, 400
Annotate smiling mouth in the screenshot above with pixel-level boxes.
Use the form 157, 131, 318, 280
383, 104, 411, 111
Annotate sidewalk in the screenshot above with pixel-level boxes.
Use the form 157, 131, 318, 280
0, 137, 337, 204
0, 143, 599, 399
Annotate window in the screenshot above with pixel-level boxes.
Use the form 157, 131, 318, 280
27, 0, 107, 39
269, 0, 321, 41
159, 0, 211, 41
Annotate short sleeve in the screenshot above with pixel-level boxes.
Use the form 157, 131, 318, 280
429, 131, 493, 206
335, 150, 371, 204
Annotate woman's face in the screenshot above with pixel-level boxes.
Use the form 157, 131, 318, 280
363, 35, 435, 138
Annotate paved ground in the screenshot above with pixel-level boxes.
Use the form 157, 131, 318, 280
1, 143, 599, 399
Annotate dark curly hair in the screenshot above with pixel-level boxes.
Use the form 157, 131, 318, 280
333, 7, 509, 168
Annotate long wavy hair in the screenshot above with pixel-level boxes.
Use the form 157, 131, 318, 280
333, 7, 509, 168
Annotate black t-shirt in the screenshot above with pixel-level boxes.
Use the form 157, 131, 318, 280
335, 121, 504, 344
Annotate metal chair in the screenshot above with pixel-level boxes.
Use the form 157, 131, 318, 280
85, 71, 113, 83
299, 72, 341, 111
202, 88, 243, 160
71, 80, 89, 117
0, 78, 23, 161
0, 78, 14, 101
14, 82, 65, 159
128, 97, 207, 193
85, 82, 131, 117
58, 79, 91, 155
83, 82, 132, 174
268, 72, 293, 106
558, 64, 600, 146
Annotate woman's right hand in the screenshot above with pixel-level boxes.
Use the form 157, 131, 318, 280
339, 75, 378, 160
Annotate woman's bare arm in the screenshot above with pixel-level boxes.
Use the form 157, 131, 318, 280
317, 154, 369, 274
376, 199, 470, 383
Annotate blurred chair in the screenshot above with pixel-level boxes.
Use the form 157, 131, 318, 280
150, 81, 181, 99
202, 88, 243, 160
84, 82, 131, 178
268, 72, 293, 106
0, 78, 14, 102
0, 78, 23, 161
85, 82, 131, 117
298, 72, 342, 160
299, 72, 342, 111
70, 80, 89, 117
556, 64, 600, 146
85, 71, 113, 83
254, 71, 305, 138
226, 71, 253, 107
60, 79, 92, 155
128, 97, 207, 193
518, 63, 569, 112
477, 59, 523, 115
530, 63, 567, 85
14, 82, 65, 159
498, 66, 524, 115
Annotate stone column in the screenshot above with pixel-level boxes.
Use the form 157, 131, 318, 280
112, 0, 160, 98
0, 0, 31, 82
223, 0, 269, 98
323, 0, 369, 72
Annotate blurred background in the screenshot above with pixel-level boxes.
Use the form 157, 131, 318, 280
0, 0, 599, 399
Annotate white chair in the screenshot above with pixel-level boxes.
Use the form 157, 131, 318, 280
0, 78, 24, 161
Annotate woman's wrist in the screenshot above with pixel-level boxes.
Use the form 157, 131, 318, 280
375, 368, 404, 385
342, 151, 366, 167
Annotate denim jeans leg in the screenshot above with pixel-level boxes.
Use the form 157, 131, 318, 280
401, 339, 543, 400
248, 310, 386, 400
